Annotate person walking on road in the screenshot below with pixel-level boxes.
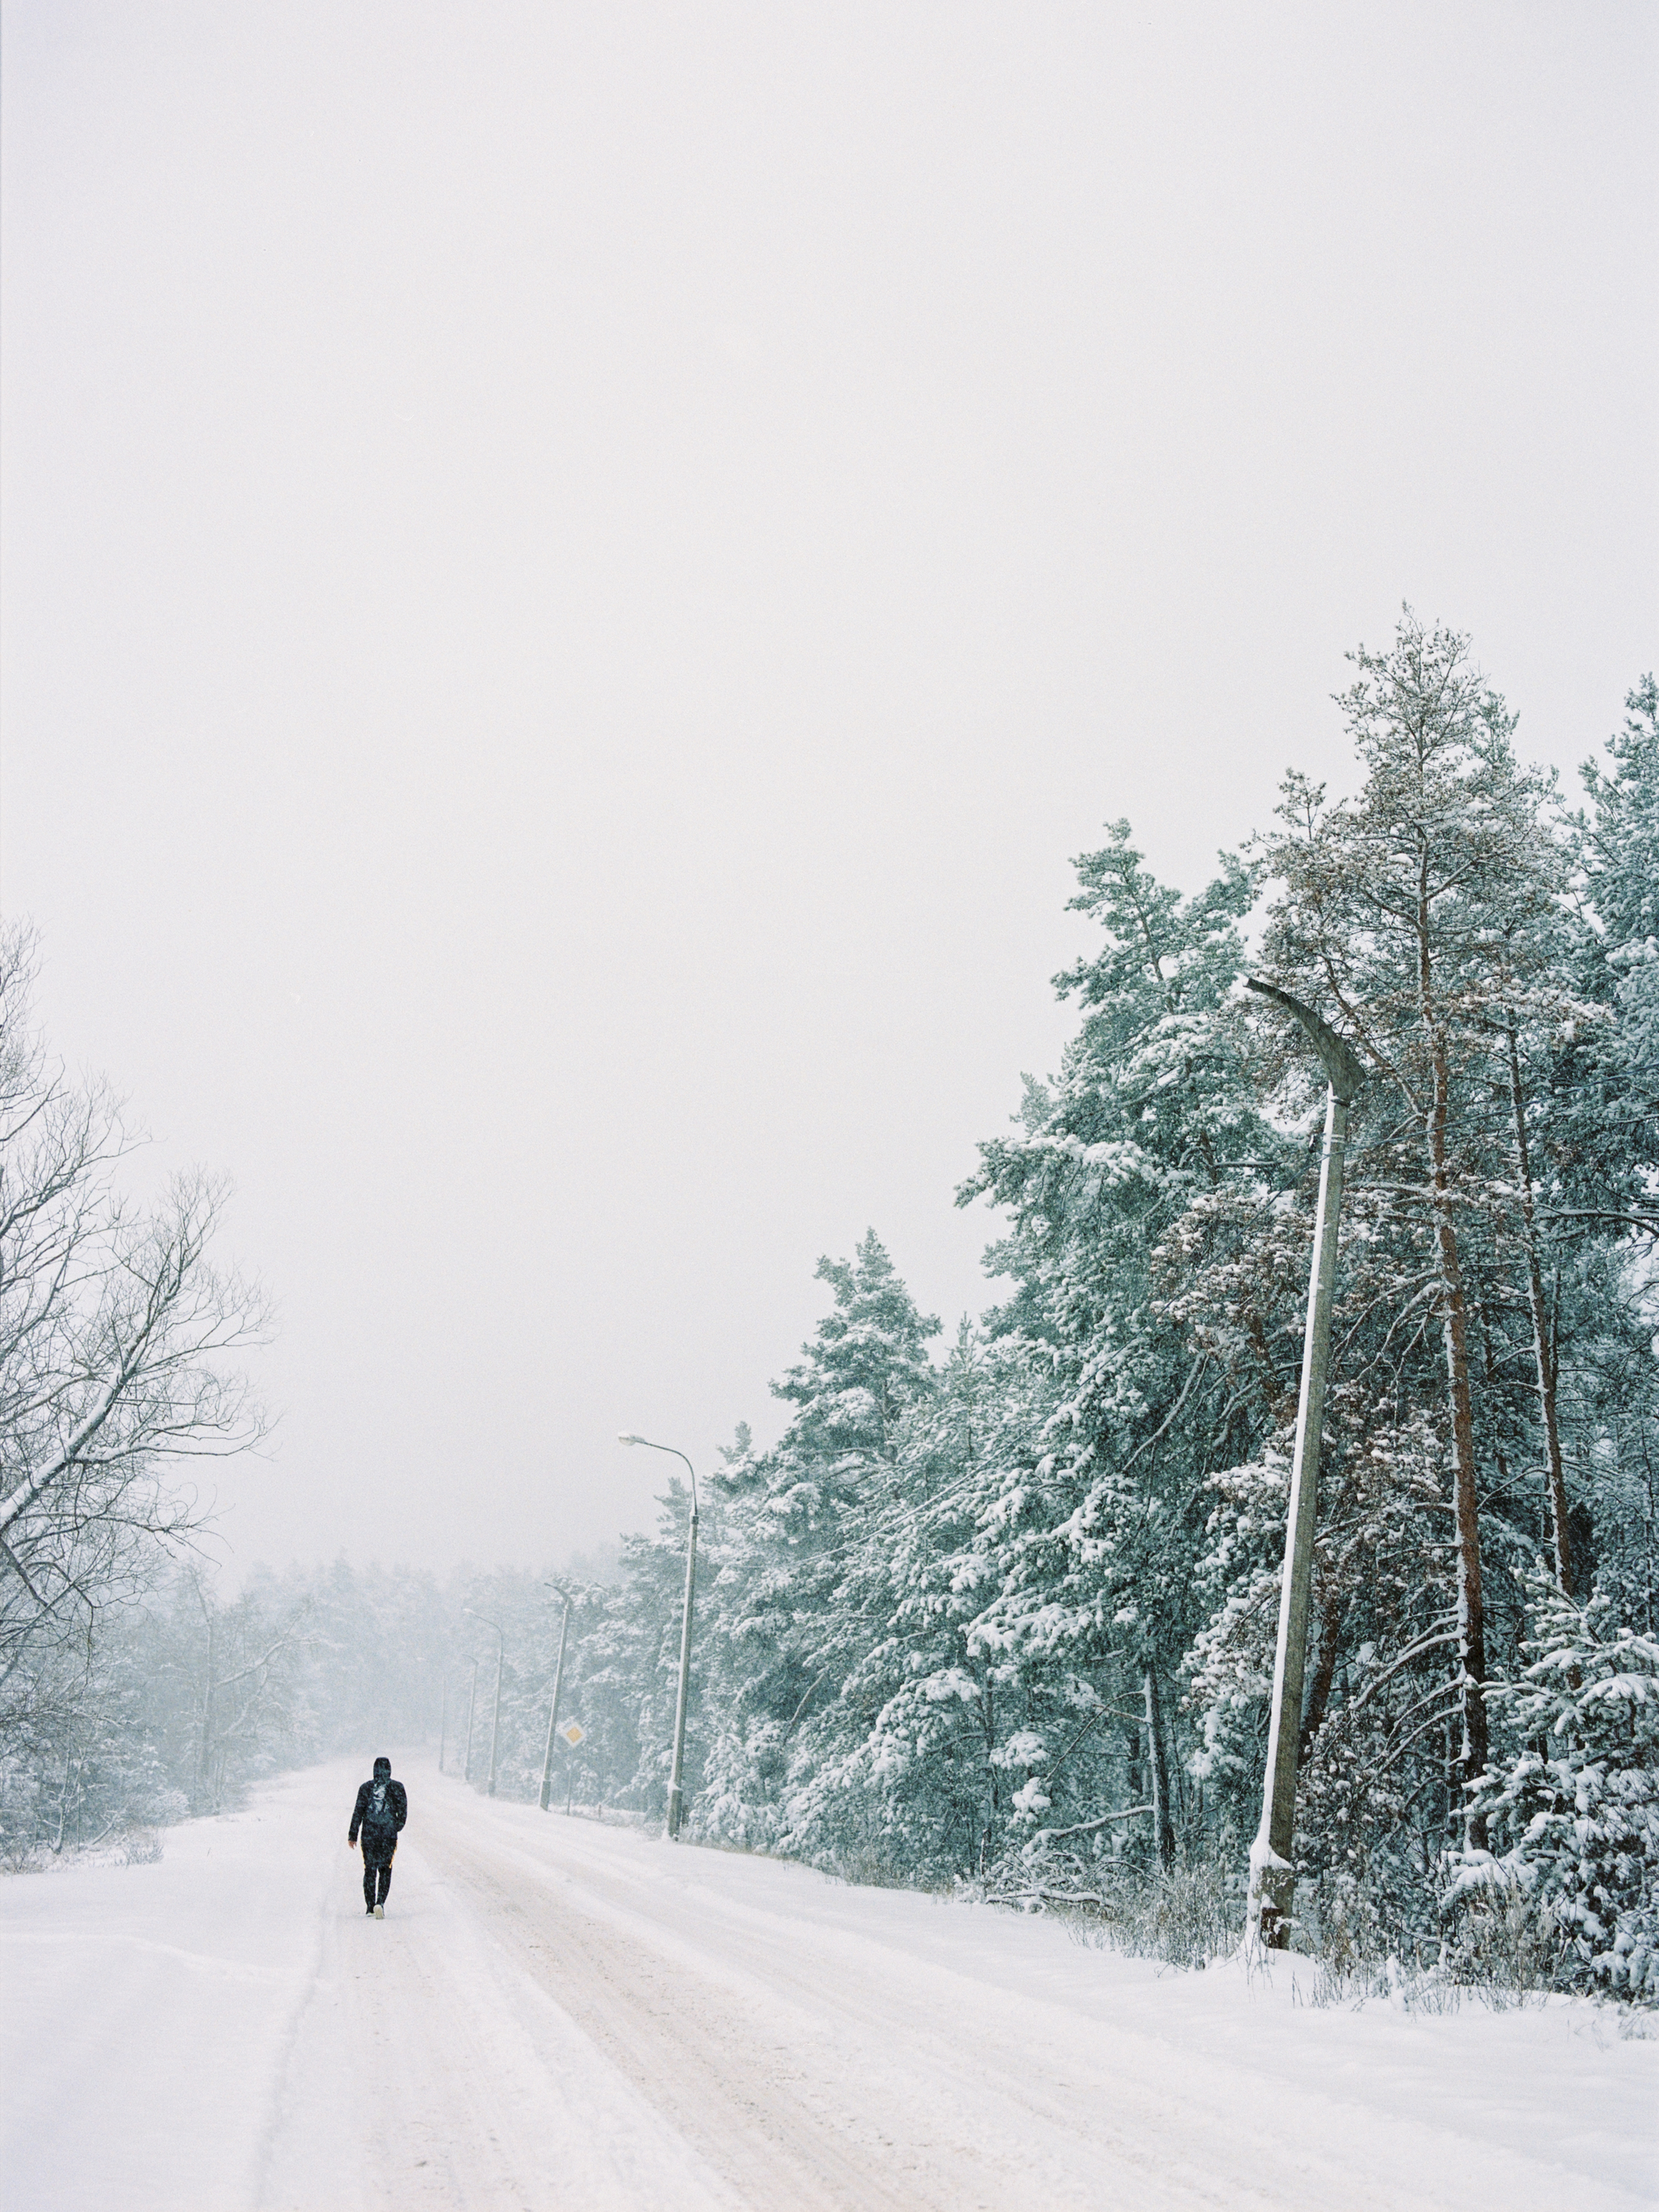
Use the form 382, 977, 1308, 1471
348, 1756, 407, 1917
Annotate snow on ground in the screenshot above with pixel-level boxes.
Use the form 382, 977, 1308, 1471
2, 1759, 1653, 2211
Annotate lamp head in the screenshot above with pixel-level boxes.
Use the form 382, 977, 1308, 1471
1244, 978, 1366, 1104
618, 1432, 642, 1446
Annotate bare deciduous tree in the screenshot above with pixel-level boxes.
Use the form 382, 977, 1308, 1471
0, 927, 269, 1685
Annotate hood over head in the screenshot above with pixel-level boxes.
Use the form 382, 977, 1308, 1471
373, 1757, 391, 1779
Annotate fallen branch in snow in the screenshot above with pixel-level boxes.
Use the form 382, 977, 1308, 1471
990, 1885, 1112, 1909
1035, 1803, 1154, 1841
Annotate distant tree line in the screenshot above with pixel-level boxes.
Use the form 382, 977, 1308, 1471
3, 615, 1654, 2001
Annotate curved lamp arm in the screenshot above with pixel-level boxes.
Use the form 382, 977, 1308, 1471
1245, 978, 1366, 1104
618, 1433, 698, 1519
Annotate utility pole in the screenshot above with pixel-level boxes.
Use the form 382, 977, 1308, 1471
1243, 978, 1365, 1954
539, 1586, 572, 1812
619, 1433, 699, 1840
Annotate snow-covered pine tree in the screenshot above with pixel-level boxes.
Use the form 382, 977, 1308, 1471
1578, 674, 1659, 1184
1559, 676, 1659, 1625
959, 825, 1266, 1875
689, 1233, 940, 1850
777, 1320, 1090, 1881
1463, 1573, 1658, 2000
1251, 612, 1576, 1847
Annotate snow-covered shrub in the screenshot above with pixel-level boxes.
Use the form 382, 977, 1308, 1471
1102, 1850, 1239, 1968
0, 1751, 42, 1869
975, 1836, 1239, 1969
1459, 1577, 1659, 2002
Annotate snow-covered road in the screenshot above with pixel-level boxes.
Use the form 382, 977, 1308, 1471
2, 1761, 1653, 2210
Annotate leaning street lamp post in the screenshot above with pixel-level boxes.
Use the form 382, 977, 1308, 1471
1243, 978, 1366, 1954
619, 1433, 699, 1840
539, 1584, 573, 1813
463, 1608, 507, 1798
437, 1677, 449, 1774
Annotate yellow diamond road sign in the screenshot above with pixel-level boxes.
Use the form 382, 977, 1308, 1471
559, 1720, 586, 1747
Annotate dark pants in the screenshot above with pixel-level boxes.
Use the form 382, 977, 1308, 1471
361, 1843, 395, 1910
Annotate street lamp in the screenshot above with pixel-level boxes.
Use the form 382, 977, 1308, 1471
1243, 978, 1366, 1954
539, 1584, 573, 1813
619, 1433, 698, 1840
463, 1608, 506, 1798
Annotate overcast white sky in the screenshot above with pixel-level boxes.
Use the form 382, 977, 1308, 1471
2, 2, 1654, 1578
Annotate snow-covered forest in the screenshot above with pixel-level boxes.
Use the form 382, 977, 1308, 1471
6, 617, 1657, 2003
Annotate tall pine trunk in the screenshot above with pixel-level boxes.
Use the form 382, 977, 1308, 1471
1300, 1582, 1346, 1752
1504, 1018, 1573, 1595
1418, 866, 1489, 1849
1142, 1663, 1175, 1869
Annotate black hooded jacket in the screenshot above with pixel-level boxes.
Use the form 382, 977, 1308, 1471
349, 1758, 408, 1856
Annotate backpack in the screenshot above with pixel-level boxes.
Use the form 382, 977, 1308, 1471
362, 1779, 398, 1841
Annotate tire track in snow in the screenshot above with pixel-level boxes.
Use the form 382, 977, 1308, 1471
255, 1765, 734, 2212
416, 1789, 1643, 2212
416, 1795, 1269, 2211
421, 1808, 935, 2212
